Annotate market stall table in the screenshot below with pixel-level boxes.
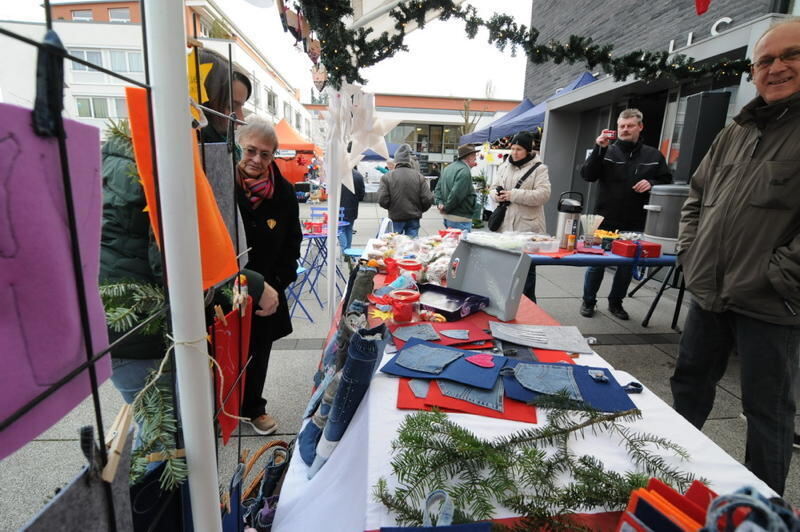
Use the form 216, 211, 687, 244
529, 250, 684, 329
273, 297, 772, 532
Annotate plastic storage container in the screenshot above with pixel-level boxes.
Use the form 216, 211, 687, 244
611, 240, 662, 259
389, 289, 420, 323
417, 284, 490, 321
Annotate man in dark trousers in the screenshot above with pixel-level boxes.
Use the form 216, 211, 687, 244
579, 108, 671, 319
671, 18, 800, 495
339, 167, 365, 251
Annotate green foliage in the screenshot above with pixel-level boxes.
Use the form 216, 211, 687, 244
129, 370, 187, 490
374, 396, 703, 529
100, 281, 167, 336
297, 0, 750, 89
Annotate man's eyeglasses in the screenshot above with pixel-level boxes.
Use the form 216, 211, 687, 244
752, 48, 800, 72
243, 146, 274, 161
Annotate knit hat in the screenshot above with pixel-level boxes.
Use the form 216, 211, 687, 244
510, 128, 542, 153
392, 143, 413, 166
456, 144, 479, 159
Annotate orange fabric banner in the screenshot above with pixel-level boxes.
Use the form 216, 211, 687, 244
125, 87, 238, 289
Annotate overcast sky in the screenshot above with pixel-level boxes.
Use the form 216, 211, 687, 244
1, 0, 531, 101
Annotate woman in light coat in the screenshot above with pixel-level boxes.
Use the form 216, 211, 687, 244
490, 129, 551, 301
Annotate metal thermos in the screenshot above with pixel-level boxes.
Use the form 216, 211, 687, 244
555, 191, 583, 248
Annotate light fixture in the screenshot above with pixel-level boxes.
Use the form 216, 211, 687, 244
416, 127, 422, 131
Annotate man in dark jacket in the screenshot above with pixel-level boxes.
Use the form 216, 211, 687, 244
378, 144, 433, 236
671, 19, 800, 495
579, 108, 671, 320
339, 167, 365, 250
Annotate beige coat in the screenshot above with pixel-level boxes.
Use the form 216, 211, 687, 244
490, 155, 551, 234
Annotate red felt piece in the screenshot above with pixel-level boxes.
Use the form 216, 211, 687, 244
396, 379, 537, 423
209, 296, 253, 445
533, 249, 576, 258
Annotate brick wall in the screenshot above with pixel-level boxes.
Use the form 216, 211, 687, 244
523, 0, 773, 102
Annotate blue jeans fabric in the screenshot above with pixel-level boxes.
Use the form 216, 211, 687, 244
438, 377, 504, 412
502, 359, 636, 413
443, 219, 472, 232
392, 219, 421, 237
582, 264, 633, 306
111, 358, 169, 404
512, 363, 582, 401
338, 223, 354, 250
380, 338, 502, 390
393, 323, 440, 342
298, 372, 340, 466
670, 300, 800, 495
409, 379, 431, 398
396, 343, 462, 374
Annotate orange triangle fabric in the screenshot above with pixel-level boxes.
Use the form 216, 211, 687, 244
125, 87, 238, 289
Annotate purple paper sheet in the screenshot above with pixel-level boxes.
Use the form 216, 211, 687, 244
0, 103, 110, 460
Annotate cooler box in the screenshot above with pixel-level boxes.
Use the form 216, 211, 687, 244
611, 240, 662, 259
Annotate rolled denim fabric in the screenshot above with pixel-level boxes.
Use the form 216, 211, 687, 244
312, 335, 339, 388
308, 324, 388, 478
335, 307, 367, 371
298, 372, 340, 466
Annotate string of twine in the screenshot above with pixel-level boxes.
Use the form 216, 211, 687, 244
132, 333, 250, 426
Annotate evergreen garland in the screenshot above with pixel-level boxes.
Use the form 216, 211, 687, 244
374, 395, 703, 529
100, 281, 167, 336
295, 0, 750, 89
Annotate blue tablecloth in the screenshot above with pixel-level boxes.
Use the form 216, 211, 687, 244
528, 251, 676, 267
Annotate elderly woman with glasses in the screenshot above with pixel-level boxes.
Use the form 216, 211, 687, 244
235, 117, 303, 435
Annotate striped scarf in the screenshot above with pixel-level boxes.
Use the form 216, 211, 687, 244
237, 164, 275, 209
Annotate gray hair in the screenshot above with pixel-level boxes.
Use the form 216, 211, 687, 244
618, 108, 643, 124
236, 116, 278, 151
755, 16, 800, 49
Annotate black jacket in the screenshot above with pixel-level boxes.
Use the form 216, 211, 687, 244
580, 139, 672, 231
237, 162, 303, 342
340, 169, 365, 223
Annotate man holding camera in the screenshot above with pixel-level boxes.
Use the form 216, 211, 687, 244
579, 108, 671, 320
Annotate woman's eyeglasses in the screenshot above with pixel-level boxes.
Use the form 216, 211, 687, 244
243, 146, 274, 161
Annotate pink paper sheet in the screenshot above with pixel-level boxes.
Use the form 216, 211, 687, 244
0, 103, 110, 459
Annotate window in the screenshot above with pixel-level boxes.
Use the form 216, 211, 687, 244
283, 102, 292, 120
267, 90, 277, 115
108, 7, 131, 23
252, 78, 261, 108
295, 112, 302, 129
75, 96, 127, 119
110, 50, 144, 73
70, 49, 102, 72
71, 9, 92, 21
305, 119, 311, 136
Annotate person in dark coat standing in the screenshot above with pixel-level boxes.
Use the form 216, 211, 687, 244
339, 168, 365, 250
378, 144, 433, 236
579, 108, 671, 320
235, 117, 303, 434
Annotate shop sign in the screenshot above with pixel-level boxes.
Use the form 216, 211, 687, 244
668, 16, 733, 53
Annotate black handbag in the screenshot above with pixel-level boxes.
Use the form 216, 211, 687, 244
487, 162, 541, 232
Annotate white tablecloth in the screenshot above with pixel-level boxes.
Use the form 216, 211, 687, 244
273, 349, 773, 532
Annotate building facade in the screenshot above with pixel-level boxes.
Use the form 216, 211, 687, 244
0, 0, 312, 138
523, 0, 800, 233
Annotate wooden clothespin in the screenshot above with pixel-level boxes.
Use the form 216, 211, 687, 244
214, 304, 228, 326
146, 448, 186, 463
101, 403, 133, 483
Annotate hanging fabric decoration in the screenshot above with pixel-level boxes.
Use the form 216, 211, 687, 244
306, 38, 321, 65
276, 0, 289, 32
125, 87, 238, 290
0, 103, 110, 460
695, 0, 712, 14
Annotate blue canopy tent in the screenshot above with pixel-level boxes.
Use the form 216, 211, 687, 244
361, 142, 403, 161
459, 98, 535, 144
481, 72, 597, 142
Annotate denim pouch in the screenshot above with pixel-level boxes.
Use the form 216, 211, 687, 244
393, 323, 440, 342
381, 339, 504, 390
437, 377, 504, 412
512, 362, 583, 401
502, 359, 636, 413
396, 343, 462, 374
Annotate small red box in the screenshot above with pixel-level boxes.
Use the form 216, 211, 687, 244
611, 240, 662, 259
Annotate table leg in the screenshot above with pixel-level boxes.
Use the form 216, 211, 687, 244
641, 264, 676, 327
628, 266, 663, 297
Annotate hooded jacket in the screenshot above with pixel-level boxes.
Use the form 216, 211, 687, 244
378, 144, 433, 221
491, 154, 551, 233
678, 92, 800, 325
580, 138, 672, 231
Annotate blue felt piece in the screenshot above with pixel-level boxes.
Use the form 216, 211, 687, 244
502, 359, 637, 413
380, 338, 503, 390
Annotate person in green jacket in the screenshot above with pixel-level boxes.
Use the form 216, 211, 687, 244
434, 144, 479, 232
